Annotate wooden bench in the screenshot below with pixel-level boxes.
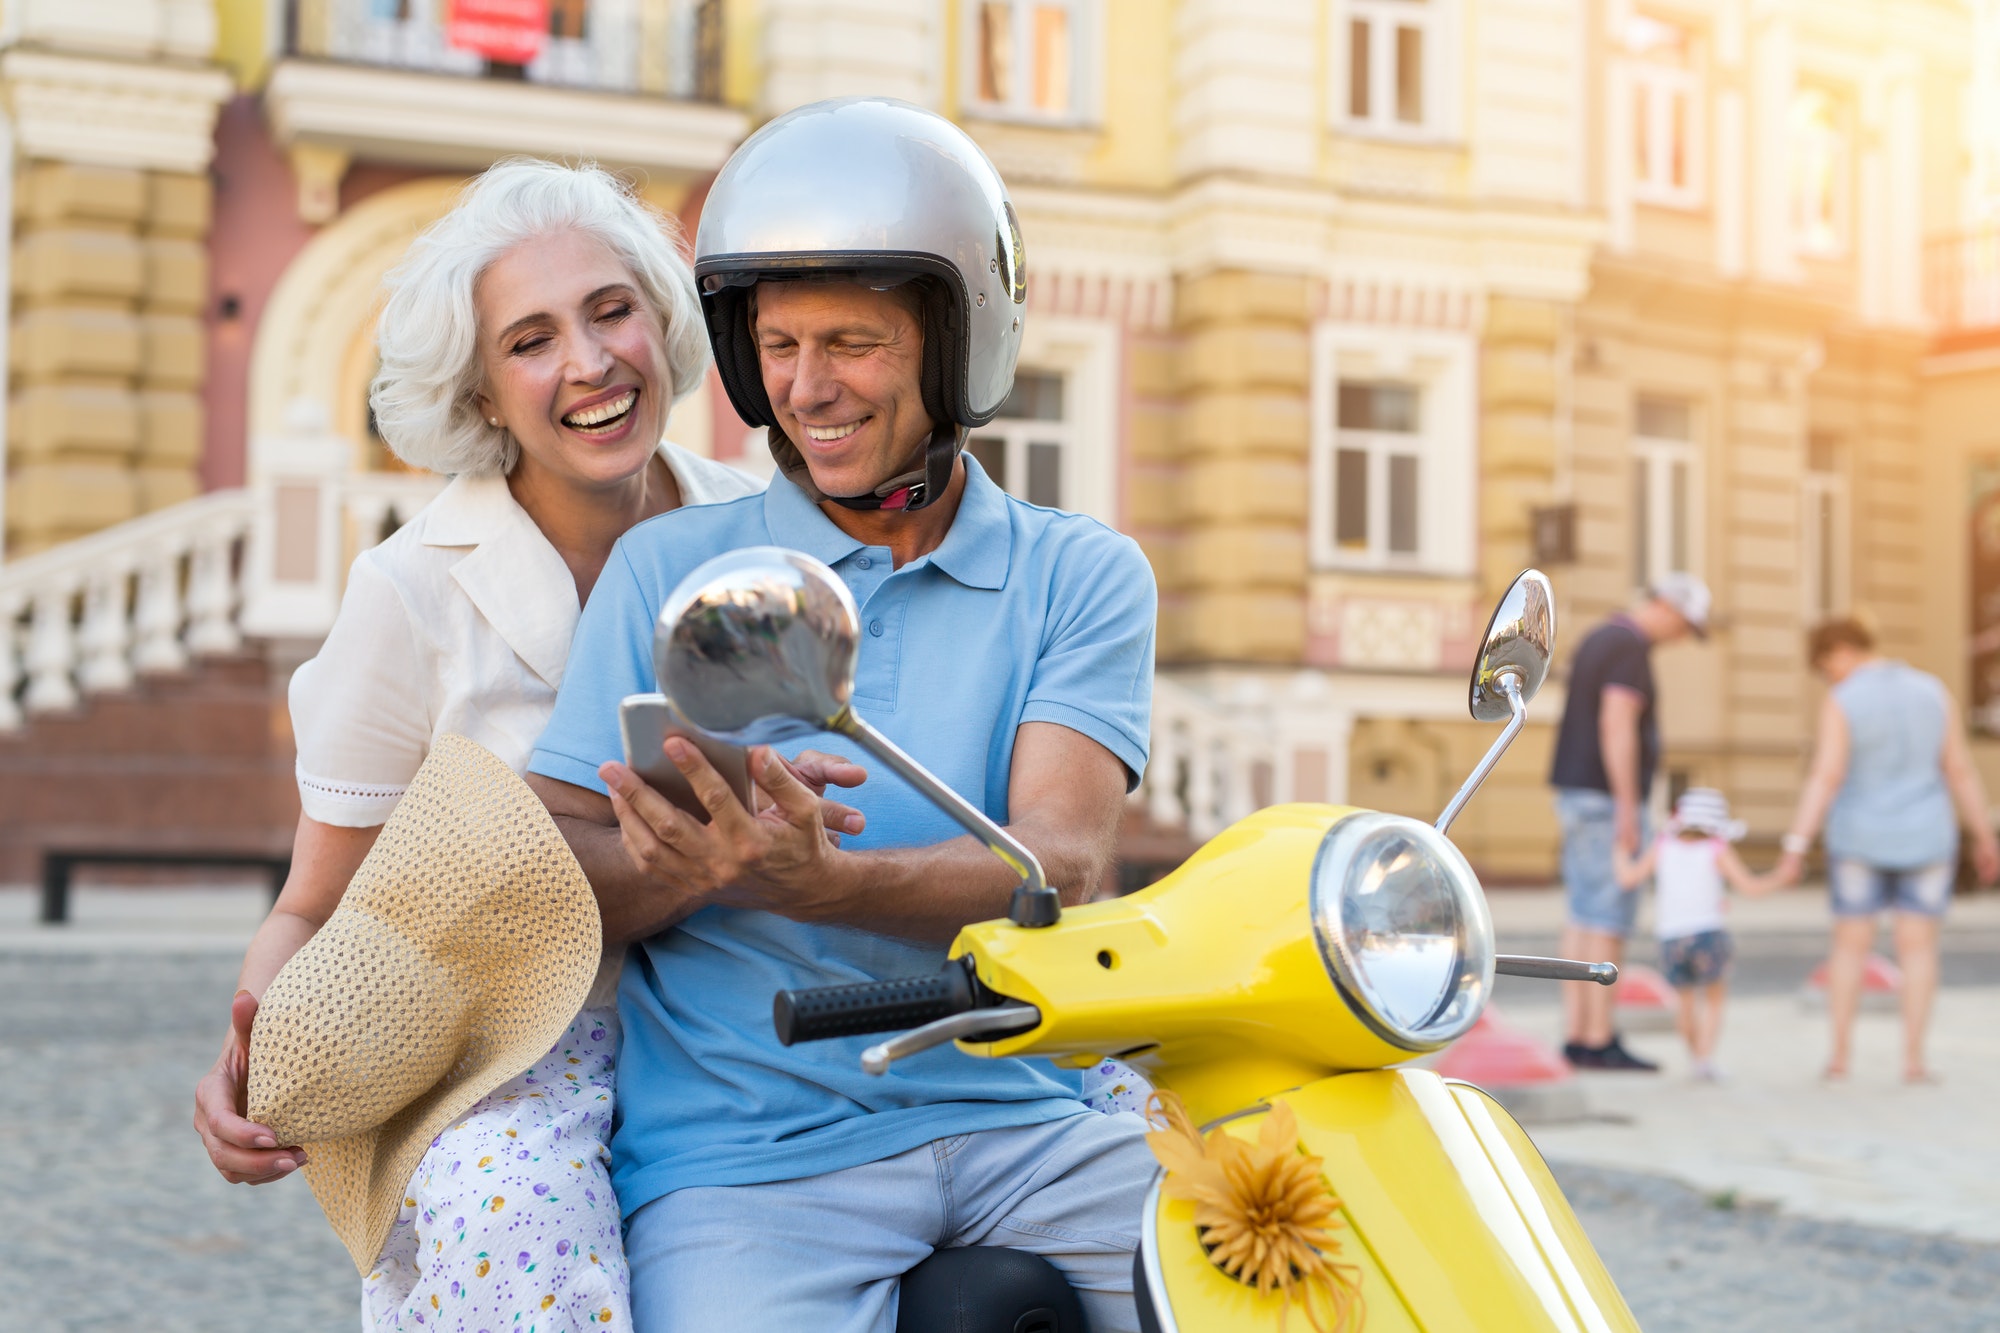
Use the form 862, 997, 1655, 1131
39, 850, 291, 924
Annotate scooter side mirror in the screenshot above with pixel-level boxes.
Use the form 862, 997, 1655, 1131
1436, 568, 1557, 835
654, 546, 1064, 928
1468, 568, 1555, 723
653, 545, 859, 745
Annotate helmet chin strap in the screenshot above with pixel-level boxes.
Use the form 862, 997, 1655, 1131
774, 424, 962, 513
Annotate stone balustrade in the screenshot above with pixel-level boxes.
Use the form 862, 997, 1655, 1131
0, 490, 255, 730
0, 468, 447, 732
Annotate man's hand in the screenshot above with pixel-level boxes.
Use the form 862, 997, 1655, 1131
1613, 799, 1640, 858
1774, 850, 1807, 887
192, 990, 305, 1185
601, 740, 865, 920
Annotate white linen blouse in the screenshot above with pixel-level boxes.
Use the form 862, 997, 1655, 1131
290, 442, 764, 827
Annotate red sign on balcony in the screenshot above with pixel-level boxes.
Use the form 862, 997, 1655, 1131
447, 0, 549, 65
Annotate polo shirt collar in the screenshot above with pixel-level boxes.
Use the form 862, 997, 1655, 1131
760, 455, 1011, 591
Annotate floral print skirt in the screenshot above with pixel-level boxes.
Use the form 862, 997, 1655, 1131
362, 1006, 629, 1333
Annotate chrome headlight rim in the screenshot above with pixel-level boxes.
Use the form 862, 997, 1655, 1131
1309, 811, 1496, 1053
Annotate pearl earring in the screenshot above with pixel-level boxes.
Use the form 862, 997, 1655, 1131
489, 418, 501, 427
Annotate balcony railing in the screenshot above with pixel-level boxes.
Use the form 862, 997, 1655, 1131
287, 0, 723, 101
1926, 228, 2000, 338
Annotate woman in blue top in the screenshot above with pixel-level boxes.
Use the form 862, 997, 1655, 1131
1776, 618, 2000, 1083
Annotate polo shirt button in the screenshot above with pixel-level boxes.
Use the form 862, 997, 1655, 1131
855, 556, 872, 569
869, 619, 885, 637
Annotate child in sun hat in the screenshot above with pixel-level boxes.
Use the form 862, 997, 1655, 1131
1615, 787, 1780, 1080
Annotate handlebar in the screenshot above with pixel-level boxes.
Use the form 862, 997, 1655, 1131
774, 956, 999, 1045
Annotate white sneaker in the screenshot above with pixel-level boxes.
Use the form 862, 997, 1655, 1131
1690, 1059, 1725, 1083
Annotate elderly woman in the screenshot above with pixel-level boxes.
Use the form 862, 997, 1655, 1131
1776, 617, 2000, 1083
191, 160, 858, 1329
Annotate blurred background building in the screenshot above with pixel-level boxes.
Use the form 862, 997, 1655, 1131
3, 0, 1999, 887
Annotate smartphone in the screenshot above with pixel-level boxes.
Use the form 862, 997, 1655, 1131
618, 693, 755, 822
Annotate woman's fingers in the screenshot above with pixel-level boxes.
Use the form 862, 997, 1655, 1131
195, 1063, 303, 1183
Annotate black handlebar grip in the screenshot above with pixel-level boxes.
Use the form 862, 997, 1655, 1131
774, 957, 980, 1045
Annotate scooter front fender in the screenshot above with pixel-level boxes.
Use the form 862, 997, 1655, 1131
1137, 1069, 1638, 1333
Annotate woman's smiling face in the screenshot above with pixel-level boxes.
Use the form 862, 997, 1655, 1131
474, 229, 671, 491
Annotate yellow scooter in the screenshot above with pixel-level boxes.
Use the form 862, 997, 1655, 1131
658, 551, 1637, 1332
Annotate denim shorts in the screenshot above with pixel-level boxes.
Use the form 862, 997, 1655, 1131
1555, 787, 1644, 937
1660, 929, 1733, 987
1828, 859, 1953, 918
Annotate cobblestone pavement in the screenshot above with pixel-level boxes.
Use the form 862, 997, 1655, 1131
0, 951, 353, 1331
1559, 1163, 2000, 1332
10, 898, 2000, 1330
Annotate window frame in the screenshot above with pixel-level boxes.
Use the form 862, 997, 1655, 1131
1789, 86, 1851, 261
1624, 14, 1705, 211
1309, 323, 1477, 577
966, 372, 1073, 510
965, 315, 1119, 523
1630, 398, 1704, 591
960, 0, 1102, 128
1801, 439, 1850, 619
1336, 0, 1463, 143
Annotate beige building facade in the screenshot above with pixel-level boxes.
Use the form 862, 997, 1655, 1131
3, 0, 1999, 881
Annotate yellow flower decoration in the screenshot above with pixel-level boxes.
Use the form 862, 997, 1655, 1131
1145, 1091, 1364, 1333
542, 1295, 557, 1310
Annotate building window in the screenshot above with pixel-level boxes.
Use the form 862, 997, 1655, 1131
1632, 395, 1699, 589
1624, 14, 1702, 209
1310, 327, 1477, 576
970, 0, 1089, 122
1802, 434, 1849, 618
1344, 0, 1449, 136
967, 370, 1070, 508
1332, 382, 1423, 559
1790, 88, 1849, 259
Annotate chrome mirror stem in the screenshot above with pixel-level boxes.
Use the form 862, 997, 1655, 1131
828, 709, 1061, 927
1436, 671, 1526, 836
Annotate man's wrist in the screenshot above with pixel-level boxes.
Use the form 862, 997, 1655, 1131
1780, 833, 1811, 856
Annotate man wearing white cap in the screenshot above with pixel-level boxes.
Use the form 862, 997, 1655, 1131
1547, 572, 1712, 1070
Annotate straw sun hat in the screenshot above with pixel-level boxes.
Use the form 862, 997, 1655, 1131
246, 734, 602, 1273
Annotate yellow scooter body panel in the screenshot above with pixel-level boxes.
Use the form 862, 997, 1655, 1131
1143, 1070, 1639, 1333
954, 804, 1417, 1123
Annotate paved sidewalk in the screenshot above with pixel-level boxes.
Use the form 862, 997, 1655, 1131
1486, 881, 2000, 938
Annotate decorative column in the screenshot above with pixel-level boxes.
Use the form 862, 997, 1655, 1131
1478, 296, 1563, 602
1171, 270, 1311, 664
0, 34, 229, 559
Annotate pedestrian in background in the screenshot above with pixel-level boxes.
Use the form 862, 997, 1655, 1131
1775, 617, 2000, 1083
1548, 573, 1711, 1071
1614, 788, 1780, 1081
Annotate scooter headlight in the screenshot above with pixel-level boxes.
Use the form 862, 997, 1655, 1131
1309, 811, 1495, 1051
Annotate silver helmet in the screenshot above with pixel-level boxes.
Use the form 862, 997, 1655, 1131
694, 97, 1027, 511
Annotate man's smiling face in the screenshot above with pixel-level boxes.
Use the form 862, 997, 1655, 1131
753, 280, 933, 500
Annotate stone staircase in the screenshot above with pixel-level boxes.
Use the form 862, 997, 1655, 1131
0, 460, 439, 892
0, 650, 296, 884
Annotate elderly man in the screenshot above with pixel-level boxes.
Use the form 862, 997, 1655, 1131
526, 99, 1156, 1332
1548, 573, 1711, 1071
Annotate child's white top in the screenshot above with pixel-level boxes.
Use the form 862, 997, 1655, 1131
1653, 833, 1727, 941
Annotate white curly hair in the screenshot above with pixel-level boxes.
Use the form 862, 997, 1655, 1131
369, 158, 710, 477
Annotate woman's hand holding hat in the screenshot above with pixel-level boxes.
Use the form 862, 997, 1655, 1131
192, 989, 306, 1185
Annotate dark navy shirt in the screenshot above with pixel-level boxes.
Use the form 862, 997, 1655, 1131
1549, 615, 1658, 798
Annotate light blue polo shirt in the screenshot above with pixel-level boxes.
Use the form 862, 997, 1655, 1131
527, 456, 1157, 1216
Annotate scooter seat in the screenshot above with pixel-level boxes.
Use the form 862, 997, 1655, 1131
896, 1245, 1087, 1333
